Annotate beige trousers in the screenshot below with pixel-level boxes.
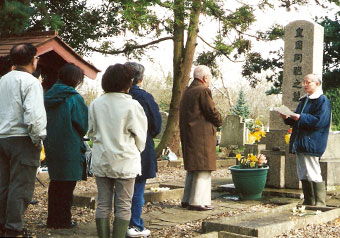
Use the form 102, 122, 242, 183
95, 176, 135, 221
182, 171, 211, 206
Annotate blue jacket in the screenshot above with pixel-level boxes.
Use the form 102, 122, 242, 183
44, 82, 88, 181
129, 85, 162, 181
284, 94, 331, 157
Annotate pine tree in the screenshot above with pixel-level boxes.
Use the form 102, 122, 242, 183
231, 89, 250, 120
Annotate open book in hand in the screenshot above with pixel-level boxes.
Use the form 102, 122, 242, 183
273, 105, 295, 117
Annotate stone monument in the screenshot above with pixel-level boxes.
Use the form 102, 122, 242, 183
263, 20, 325, 189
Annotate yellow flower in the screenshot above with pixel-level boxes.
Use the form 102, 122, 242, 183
250, 161, 256, 168
247, 154, 258, 162
236, 154, 242, 161
40, 145, 45, 161
285, 133, 291, 144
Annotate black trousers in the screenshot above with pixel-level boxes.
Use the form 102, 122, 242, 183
47, 180, 76, 227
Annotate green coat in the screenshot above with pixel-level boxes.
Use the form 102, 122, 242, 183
44, 82, 88, 181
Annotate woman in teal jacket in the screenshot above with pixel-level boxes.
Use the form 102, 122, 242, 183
44, 63, 88, 229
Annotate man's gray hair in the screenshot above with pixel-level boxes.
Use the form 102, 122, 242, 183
125, 62, 145, 85
305, 73, 322, 84
193, 65, 211, 80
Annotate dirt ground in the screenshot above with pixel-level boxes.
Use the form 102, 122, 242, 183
23, 166, 340, 238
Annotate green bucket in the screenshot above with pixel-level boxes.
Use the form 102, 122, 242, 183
229, 165, 269, 200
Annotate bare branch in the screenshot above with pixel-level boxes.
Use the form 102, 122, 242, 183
88, 36, 174, 55
197, 35, 244, 63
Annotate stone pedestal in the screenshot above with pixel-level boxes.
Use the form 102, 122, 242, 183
262, 150, 285, 188
244, 143, 266, 155
284, 147, 301, 189
320, 160, 340, 190
260, 130, 287, 151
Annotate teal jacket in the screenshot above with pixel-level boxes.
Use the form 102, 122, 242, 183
44, 82, 88, 181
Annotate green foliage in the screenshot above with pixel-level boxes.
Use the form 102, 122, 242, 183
324, 87, 340, 130
0, 0, 33, 35
231, 89, 250, 119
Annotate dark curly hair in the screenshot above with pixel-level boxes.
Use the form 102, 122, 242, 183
102, 64, 134, 93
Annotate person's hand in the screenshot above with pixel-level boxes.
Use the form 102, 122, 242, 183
290, 113, 300, 121
279, 113, 288, 119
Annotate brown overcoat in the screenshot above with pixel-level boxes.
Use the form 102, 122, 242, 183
179, 80, 222, 171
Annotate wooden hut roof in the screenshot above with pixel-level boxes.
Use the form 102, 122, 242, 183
0, 31, 100, 79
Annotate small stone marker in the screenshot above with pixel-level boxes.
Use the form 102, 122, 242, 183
220, 115, 246, 148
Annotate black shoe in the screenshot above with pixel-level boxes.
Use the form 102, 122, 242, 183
4, 228, 32, 237
181, 202, 189, 208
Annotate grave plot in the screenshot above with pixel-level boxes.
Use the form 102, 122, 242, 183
202, 203, 340, 237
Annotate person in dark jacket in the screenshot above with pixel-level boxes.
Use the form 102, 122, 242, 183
280, 74, 331, 207
179, 65, 222, 211
44, 63, 88, 229
124, 62, 162, 237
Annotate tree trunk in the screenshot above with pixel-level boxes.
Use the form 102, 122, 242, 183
156, 0, 203, 158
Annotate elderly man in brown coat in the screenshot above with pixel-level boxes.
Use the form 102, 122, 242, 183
179, 65, 222, 211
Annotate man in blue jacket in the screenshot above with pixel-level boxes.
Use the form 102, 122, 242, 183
125, 62, 162, 237
280, 74, 331, 207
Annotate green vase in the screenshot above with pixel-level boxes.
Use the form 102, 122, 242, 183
229, 165, 269, 200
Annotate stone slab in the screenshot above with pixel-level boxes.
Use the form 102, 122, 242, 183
144, 188, 184, 202
284, 147, 301, 189
73, 192, 97, 209
157, 160, 169, 168
202, 203, 340, 238
321, 132, 340, 160
219, 231, 255, 238
269, 111, 290, 131
320, 159, 340, 188
217, 158, 236, 168
259, 130, 287, 152
220, 115, 246, 147
193, 232, 219, 238
262, 150, 285, 188
244, 144, 266, 156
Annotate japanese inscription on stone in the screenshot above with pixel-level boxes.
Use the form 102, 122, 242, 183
292, 27, 304, 102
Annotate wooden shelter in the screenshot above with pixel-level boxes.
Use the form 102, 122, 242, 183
0, 31, 100, 89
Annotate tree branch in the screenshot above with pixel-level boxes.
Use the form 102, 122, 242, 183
197, 35, 244, 63
88, 36, 174, 55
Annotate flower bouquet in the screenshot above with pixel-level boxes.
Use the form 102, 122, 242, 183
236, 153, 267, 169
247, 118, 266, 144
229, 153, 269, 200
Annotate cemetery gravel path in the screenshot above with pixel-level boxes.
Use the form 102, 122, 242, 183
24, 166, 340, 237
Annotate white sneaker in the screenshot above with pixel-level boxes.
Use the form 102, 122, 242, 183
126, 226, 151, 237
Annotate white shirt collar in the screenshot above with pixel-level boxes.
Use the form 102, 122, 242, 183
299, 86, 323, 100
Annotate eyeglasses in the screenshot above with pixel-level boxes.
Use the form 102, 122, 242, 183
303, 81, 315, 86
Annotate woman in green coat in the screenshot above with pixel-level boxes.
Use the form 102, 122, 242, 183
44, 63, 88, 229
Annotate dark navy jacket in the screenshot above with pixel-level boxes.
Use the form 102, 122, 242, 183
284, 94, 331, 157
129, 85, 162, 181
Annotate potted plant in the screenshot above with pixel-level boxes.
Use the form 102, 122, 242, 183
229, 153, 269, 200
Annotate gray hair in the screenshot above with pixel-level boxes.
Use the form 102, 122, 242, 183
193, 65, 211, 80
124, 62, 145, 85
304, 73, 322, 85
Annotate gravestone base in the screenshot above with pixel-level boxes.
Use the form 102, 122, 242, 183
244, 144, 266, 156
262, 150, 285, 188
320, 159, 340, 190
284, 148, 301, 189
202, 204, 340, 238
260, 130, 287, 152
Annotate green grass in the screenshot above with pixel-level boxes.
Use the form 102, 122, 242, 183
154, 138, 160, 149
